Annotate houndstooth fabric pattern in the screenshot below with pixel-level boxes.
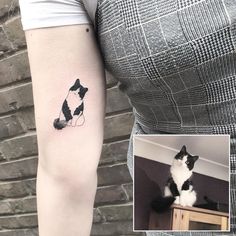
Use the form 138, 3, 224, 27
95, 0, 236, 235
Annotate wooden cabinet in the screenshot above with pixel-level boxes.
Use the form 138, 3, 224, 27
149, 204, 229, 231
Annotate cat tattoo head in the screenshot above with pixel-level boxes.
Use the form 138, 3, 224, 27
69, 79, 88, 99
53, 79, 88, 130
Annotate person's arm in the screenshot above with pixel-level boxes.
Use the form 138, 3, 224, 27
25, 24, 105, 236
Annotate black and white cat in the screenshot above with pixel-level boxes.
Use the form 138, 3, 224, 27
53, 79, 88, 130
151, 145, 199, 212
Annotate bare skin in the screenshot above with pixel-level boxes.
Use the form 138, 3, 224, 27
25, 24, 105, 236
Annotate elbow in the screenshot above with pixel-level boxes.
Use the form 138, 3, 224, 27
37, 132, 102, 197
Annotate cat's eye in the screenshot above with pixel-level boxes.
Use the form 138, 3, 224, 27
185, 161, 189, 164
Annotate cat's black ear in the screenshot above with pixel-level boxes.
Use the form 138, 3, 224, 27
81, 87, 88, 94
192, 155, 199, 162
180, 145, 187, 153
79, 87, 88, 99
74, 79, 81, 87
70, 79, 81, 91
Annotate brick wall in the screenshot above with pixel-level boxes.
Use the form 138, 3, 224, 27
0, 1, 144, 235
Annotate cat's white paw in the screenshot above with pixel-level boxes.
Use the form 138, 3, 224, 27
164, 186, 172, 197
71, 118, 78, 126
75, 118, 84, 126
67, 120, 72, 126
174, 196, 180, 204
180, 190, 197, 207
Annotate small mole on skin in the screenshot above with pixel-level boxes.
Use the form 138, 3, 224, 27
86, 28, 89, 32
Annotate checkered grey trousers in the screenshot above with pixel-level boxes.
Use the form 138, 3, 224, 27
95, 0, 236, 234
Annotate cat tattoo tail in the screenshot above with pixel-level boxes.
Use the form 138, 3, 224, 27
53, 79, 88, 130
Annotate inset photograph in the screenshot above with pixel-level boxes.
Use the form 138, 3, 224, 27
133, 135, 230, 232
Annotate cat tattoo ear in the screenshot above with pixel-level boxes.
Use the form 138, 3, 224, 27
53, 79, 88, 130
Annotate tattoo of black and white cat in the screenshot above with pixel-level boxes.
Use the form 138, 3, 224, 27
151, 145, 199, 213
53, 79, 88, 130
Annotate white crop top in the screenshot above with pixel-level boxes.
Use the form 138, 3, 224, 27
19, 0, 95, 30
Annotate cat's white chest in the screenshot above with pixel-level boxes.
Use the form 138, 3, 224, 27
67, 92, 82, 113
171, 162, 192, 192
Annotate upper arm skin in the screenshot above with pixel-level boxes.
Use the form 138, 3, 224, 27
25, 24, 106, 178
